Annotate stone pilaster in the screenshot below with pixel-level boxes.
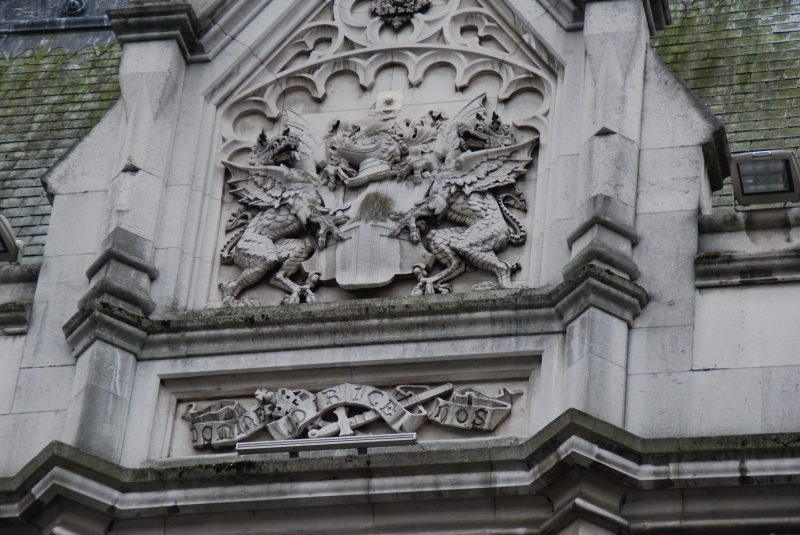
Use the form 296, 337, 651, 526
555, 267, 646, 427
565, 0, 648, 282
557, 0, 651, 427
61, 3, 199, 462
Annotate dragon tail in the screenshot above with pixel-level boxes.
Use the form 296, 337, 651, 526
498, 191, 527, 246
220, 227, 245, 265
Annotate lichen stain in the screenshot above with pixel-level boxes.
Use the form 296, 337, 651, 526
357, 191, 394, 222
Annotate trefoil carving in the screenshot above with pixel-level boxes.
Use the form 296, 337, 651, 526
182, 382, 522, 449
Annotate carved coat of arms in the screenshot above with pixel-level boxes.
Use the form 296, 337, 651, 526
219, 94, 535, 306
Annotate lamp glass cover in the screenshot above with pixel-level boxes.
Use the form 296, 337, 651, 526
738, 159, 793, 195
0, 236, 7, 253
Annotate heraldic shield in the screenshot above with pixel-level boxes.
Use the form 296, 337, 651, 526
303, 179, 435, 290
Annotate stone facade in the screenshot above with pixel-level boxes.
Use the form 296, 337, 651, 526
2, 0, 800, 534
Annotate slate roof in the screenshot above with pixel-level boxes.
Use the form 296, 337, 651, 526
0, 43, 121, 263
651, 0, 800, 212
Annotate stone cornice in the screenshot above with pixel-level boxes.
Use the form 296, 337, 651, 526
4, 410, 800, 531
0, 263, 39, 284
62, 265, 647, 359
107, 2, 202, 59
537, 0, 671, 36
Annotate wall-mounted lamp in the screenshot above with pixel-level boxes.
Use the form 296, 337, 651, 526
0, 215, 24, 264
731, 150, 800, 206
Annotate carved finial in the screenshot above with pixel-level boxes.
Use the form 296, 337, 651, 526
369, 0, 431, 29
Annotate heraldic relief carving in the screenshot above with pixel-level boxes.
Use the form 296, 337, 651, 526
215, 0, 553, 307
183, 383, 521, 449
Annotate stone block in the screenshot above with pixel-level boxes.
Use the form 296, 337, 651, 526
627, 325, 693, 375
12, 365, 75, 414
546, 154, 580, 222
71, 340, 137, 400
577, 133, 640, 208
118, 40, 183, 118
566, 307, 629, 369
694, 285, 800, 370
43, 191, 106, 257
625, 368, 763, 438
632, 211, 697, 328
0, 335, 25, 414
20, 254, 94, 368
155, 185, 191, 249
62, 381, 131, 463
149, 247, 183, 313
637, 146, 704, 214
103, 169, 165, 242
19, 299, 80, 368
762, 366, 800, 433
640, 47, 720, 151
563, 352, 626, 427
40, 101, 122, 196
540, 218, 573, 287
0, 410, 65, 477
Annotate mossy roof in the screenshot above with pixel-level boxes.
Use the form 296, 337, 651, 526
0, 43, 121, 263
651, 0, 800, 212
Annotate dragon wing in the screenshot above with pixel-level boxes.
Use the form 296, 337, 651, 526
444, 136, 539, 195
433, 93, 489, 160
282, 109, 327, 175
222, 159, 294, 208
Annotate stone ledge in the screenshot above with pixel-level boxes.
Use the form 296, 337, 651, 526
695, 249, 800, 288
61, 265, 648, 358
699, 208, 800, 234
4, 409, 800, 529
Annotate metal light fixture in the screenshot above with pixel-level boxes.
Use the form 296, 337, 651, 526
731, 150, 800, 206
0, 215, 24, 264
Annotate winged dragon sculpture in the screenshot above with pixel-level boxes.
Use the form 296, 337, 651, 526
218, 95, 536, 306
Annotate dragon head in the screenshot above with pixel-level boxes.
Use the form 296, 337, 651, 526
456, 111, 515, 152
249, 127, 300, 167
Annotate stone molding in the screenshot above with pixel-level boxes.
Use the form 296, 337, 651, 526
695, 249, 800, 288
701, 122, 731, 192
0, 263, 40, 284
85, 227, 159, 281
537, 0, 671, 35
562, 241, 641, 281
699, 208, 800, 234
63, 306, 147, 358
0, 264, 38, 335
79, 227, 159, 315
62, 266, 645, 359
555, 267, 647, 326
107, 1, 202, 59
5, 410, 800, 532
0, 302, 31, 335
567, 195, 639, 248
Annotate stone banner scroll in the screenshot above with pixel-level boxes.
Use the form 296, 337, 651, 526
183, 382, 522, 449
427, 387, 521, 431
182, 400, 270, 449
